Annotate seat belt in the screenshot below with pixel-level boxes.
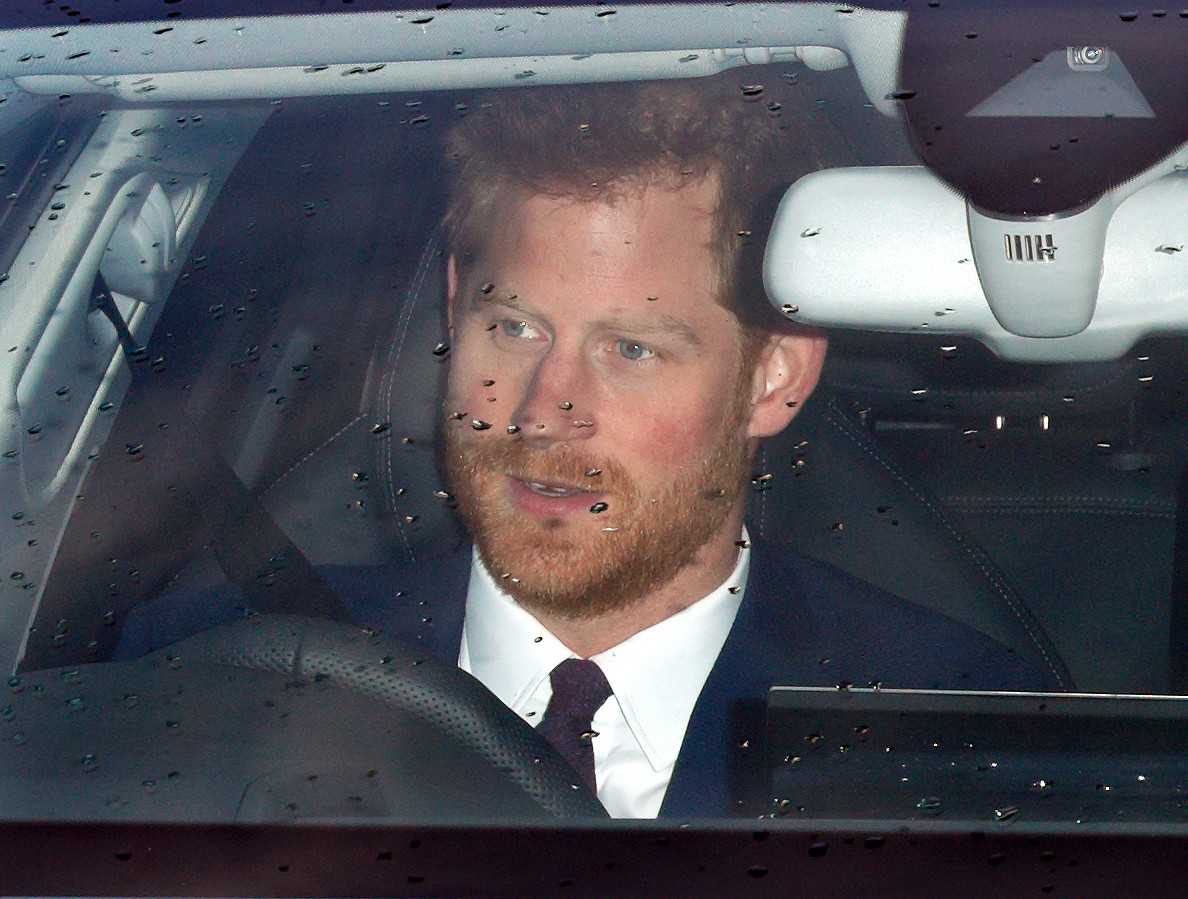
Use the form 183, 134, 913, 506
91, 274, 354, 623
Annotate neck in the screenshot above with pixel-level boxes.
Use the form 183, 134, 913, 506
526, 505, 748, 658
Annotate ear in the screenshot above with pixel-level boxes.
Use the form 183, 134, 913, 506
745, 328, 828, 440
446, 254, 459, 332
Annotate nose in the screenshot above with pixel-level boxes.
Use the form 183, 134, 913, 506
511, 345, 598, 447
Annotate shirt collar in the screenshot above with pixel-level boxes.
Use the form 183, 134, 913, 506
460, 531, 750, 772
459, 558, 573, 713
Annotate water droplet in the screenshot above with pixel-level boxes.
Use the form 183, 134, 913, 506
995, 806, 1019, 821
431, 342, 450, 356
558, 401, 573, 411
579, 729, 599, 741
471, 419, 492, 431
506, 424, 521, 434
916, 796, 942, 813
81, 753, 98, 773
589, 501, 609, 514
728, 586, 741, 594
584, 468, 602, 477
800, 227, 821, 238
807, 842, 829, 858
1156, 244, 1183, 254
370, 422, 391, 436
481, 379, 496, 386
740, 83, 764, 98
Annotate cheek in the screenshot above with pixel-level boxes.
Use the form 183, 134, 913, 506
605, 388, 730, 474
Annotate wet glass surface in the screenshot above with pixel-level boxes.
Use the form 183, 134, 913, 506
2, 3, 1188, 848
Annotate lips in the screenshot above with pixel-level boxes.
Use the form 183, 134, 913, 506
522, 480, 588, 498
507, 474, 606, 516
511, 475, 592, 498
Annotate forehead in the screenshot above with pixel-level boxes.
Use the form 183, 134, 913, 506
470, 178, 728, 323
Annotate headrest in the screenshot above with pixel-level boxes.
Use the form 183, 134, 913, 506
262, 229, 463, 566
820, 332, 1141, 422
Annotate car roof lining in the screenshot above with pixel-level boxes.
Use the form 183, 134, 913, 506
0, 3, 905, 109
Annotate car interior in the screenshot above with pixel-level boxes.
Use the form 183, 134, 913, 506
6, 58, 1185, 707
7, 3, 1188, 893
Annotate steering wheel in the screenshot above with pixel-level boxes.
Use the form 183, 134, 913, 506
0, 614, 607, 823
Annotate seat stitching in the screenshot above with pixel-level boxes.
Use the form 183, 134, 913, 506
822, 398, 1068, 688
943, 504, 1176, 520
260, 413, 367, 492
942, 494, 1174, 512
374, 232, 441, 563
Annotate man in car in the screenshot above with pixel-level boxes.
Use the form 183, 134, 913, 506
119, 78, 1052, 818
407, 79, 1049, 817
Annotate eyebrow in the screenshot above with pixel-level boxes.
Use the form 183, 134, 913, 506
472, 289, 703, 348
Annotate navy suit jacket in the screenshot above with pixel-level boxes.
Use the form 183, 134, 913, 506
116, 539, 1051, 818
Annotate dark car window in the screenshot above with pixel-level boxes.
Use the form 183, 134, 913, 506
3, 3, 1188, 892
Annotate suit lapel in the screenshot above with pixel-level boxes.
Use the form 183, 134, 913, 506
660, 542, 820, 818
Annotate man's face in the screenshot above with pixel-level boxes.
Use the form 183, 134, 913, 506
443, 178, 797, 618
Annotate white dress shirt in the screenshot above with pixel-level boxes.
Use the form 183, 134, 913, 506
458, 534, 750, 818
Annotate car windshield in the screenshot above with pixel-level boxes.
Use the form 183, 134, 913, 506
3, 0, 1188, 892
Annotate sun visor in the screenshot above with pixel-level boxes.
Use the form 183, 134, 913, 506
764, 166, 1188, 362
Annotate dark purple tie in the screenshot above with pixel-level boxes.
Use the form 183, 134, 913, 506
535, 658, 614, 791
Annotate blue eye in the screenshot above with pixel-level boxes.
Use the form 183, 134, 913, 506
617, 339, 655, 361
500, 320, 528, 338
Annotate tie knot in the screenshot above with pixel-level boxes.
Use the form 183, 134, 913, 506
548, 658, 613, 723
